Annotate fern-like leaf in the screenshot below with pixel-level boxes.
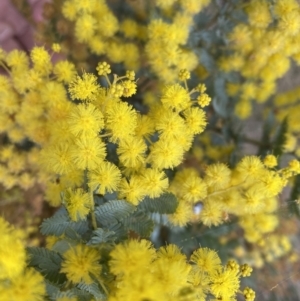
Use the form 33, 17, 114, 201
273, 117, 288, 157
123, 210, 154, 238
95, 200, 136, 226
77, 282, 106, 300
40, 208, 89, 237
137, 192, 178, 214
88, 228, 116, 245
27, 247, 66, 284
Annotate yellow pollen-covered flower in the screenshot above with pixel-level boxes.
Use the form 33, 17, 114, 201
63, 188, 90, 221
161, 84, 191, 111
263, 154, 277, 168
69, 73, 99, 102
88, 161, 121, 194
68, 103, 104, 138
190, 247, 222, 275
61, 244, 102, 284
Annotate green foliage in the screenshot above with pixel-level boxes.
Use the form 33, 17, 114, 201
273, 117, 288, 157
94, 200, 136, 226
123, 210, 154, 238
27, 247, 66, 284
137, 192, 178, 214
77, 282, 106, 300
40, 208, 89, 237
88, 228, 116, 245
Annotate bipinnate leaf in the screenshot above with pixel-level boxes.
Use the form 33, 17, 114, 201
138, 192, 178, 214
27, 247, 66, 284
94, 200, 136, 226
40, 207, 89, 236
273, 117, 288, 156
77, 282, 106, 300
87, 228, 116, 245
123, 210, 154, 238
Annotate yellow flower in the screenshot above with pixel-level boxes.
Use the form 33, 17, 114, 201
199, 199, 224, 227
161, 84, 190, 111
0, 217, 26, 280
109, 239, 156, 276
209, 268, 240, 299
71, 136, 106, 170
0, 268, 46, 301
53, 61, 76, 83
141, 168, 169, 198
61, 244, 102, 284
149, 138, 184, 170
63, 188, 90, 221
263, 154, 277, 168
69, 73, 99, 102
183, 107, 207, 135
204, 163, 231, 190
105, 100, 137, 142
118, 176, 145, 205
190, 247, 222, 276
75, 14, 96, 42
41, 142, 74, 175
67, 103, 104, 138
181, 174, 207, 203
117, 136, 147, 168
88, 161, 121, 194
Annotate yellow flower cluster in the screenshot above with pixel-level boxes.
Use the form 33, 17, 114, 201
168, 155, 300, 236
0, 217, 45, 301
218, 0, 300, 118
107, 240, 253, 301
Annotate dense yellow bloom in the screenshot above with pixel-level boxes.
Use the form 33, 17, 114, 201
88, 161, 121, 194
30, 46, 52, 75
0, 268, 45, 301
71, 136, 106, 170
149, 138, 184, 170
155, 109, 187, 140
168, 200, 192, 227
41, 142, 74, 175
161, 84, 190, 111
63, 188, 90, 221
204, 163, 231, 190
209, 268, 240, 299
109, 239, 156, 276
68, 103, 104, 138
199, 199, 224, 227
183, 107, 207, 135
117, 136, 146, 168
105, 101, 137, 142
181, 174, 207, 203
53, 61, 76, 83
118, 176, 145, 205
236, 156, 264, 179
246, 0, 271, 28
153, 256, 191, 295
69, 73, 99, 102
5, 49, 29, 71
0, 217, 26, 280
75, 14, 96, 42
141, 168, 169, 198
61, 244, 102, 284
190, 248, 221, 275
263, 154, 277, 168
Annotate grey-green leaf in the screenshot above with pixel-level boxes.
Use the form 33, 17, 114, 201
87, 228, 116, 245
137, 192, 178, 214
27, 247, 66, 284
95, 200, 136, 226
